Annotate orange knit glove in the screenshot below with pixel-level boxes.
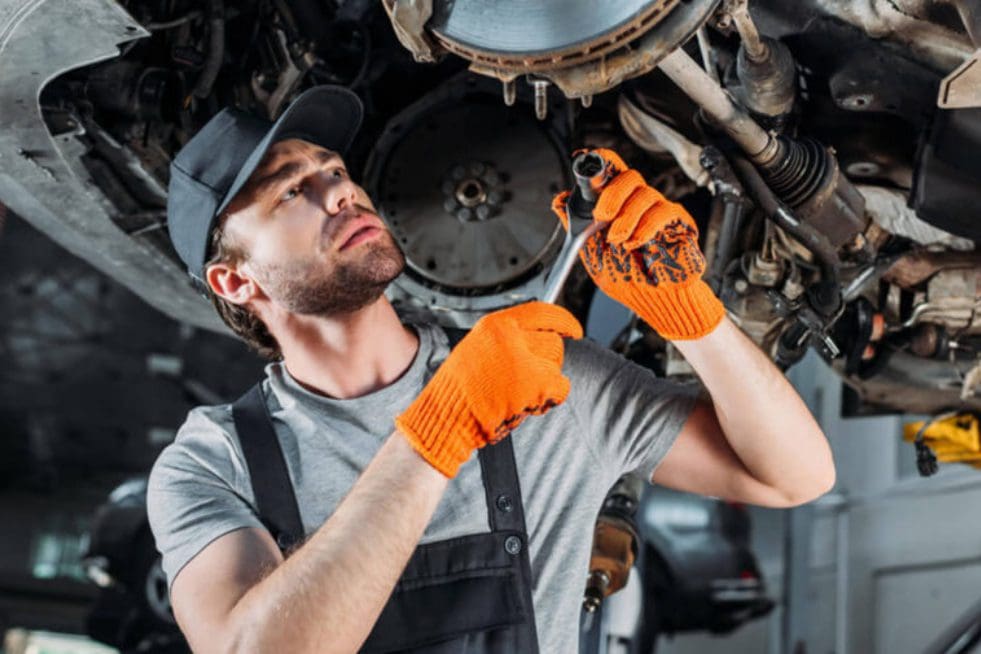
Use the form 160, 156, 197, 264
395, 302, 583, 477
552, 148, 725, 340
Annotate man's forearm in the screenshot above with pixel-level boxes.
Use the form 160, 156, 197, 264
227, 433, 448, 654
672, 315, 835, 503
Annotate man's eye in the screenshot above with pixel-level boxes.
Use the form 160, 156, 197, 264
332, 168, 346, 178
281, 185, 301, 202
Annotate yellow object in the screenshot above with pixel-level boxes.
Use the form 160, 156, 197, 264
903, 413, 981, 470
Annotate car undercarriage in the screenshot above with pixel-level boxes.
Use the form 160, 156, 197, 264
1, 0, 979, 413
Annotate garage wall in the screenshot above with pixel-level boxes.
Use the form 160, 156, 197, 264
795, 351, 981, 654
659, 349, 981, 654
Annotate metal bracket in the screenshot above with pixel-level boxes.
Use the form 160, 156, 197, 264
938, 49, 981, 109
382, 0, 443, 63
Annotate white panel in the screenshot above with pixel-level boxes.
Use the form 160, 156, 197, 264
874, 560, 981, 654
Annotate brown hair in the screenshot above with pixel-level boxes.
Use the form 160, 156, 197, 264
204, 217, 282, 360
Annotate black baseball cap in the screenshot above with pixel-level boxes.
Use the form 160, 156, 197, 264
167, 85, 363, 282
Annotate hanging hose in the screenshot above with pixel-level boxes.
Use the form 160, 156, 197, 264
711, 199, 750, 292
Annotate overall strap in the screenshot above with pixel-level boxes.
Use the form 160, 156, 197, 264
478, 436, 541, 652
231, 383, 304, 550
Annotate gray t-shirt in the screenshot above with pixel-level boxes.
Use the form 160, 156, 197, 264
147, 322, 698, 653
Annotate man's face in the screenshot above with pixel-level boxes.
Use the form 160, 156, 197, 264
219, 138, 404, 316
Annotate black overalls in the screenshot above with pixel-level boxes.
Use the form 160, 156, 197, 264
231, 340, 541, 653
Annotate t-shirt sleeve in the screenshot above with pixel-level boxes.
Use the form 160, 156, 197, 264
563, 338, 701, 481
146, 406, 265, 591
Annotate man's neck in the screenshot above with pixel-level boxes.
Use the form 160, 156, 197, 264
274, 297, 420, 400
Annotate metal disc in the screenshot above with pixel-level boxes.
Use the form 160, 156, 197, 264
429, 0, 673, 57
376, 101, 565, 290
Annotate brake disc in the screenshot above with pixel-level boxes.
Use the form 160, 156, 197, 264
428, 0, 677, 70
415, 0, 720, 102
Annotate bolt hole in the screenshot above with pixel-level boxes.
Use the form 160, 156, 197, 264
426, 259, 437, 270
509, 257, 518, 266
461, 181, 480, 199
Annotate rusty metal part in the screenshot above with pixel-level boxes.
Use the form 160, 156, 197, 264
883, 251, 981, 288
838, 350, 981, 415
938, 49, 981, 109
619, 96, 710, 187
437, 0, 720, 100
859, 186, 975, 251
658, 47, 780, 164
745, 251, 784, 287
813, 0, 973, 72
381, 0, 443, 63
735, 36, 797, 117
696, 26, 721, 82
530, 77, 550, 120
726, 285, 787, 356
725, 0, 768, 61
900, 268, 981, 332
428, 0, 680, 74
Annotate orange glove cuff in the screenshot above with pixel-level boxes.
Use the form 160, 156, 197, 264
619, 278, 726, 341
395, 383, 482, 478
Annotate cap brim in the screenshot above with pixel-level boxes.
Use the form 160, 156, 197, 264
216, 86, 363, 217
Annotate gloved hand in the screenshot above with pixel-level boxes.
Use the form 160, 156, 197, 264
395, 302, 583, 478
552, 148, 725, 341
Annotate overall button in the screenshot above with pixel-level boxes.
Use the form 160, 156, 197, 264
496, 494, 514, 513
504, 535, 522, 555
276, 533, 293, 550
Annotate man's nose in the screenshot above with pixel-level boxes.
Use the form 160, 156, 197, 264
320, 176, 358, 215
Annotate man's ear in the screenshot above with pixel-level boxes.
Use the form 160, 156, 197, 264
206, 261, 261, 306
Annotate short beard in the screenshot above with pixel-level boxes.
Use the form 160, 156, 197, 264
254, 232, 405, 316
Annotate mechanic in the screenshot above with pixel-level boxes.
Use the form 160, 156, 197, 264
147, 85, 835, 653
